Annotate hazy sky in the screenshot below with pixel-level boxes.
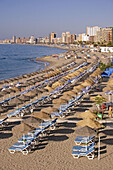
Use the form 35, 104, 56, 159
0, 0, 113, 39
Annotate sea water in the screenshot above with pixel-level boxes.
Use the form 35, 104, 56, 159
0, 44, 67, 81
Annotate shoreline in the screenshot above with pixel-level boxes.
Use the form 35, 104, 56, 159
0, 45, 68, 82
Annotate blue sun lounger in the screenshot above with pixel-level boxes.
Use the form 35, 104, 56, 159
9, 142, 32, 155
0, 117, 8, 126
72, 146, 95, 160
74, 136, 95, 145
38, 118, 57, 130
73, 142, 95, 152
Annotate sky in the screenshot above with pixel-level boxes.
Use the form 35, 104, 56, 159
0, 0, 113, 39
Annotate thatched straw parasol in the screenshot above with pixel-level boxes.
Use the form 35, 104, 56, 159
41, 107, 59, 114
44, 85, 54, 92
103, 86, 112, 92
76, 118, 101, 129
73, 87, 82, 92
8, 98, 23, 106
82, 81, 92, 87
63, 90, 76, 96
22, 116, 43, 129
78, 110, 98, 119
24, 91, 36, 98
52, 82, 64, 89
0, 106, 8, 113
61, 94, 74, 100
32, 111, 51, 119
75, 126, 97, 136
18, 95, 30, 101
52, 98, 68, 105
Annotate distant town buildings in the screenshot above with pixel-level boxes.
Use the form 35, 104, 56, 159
0, 26, 113, 45
49, 32, 56, 43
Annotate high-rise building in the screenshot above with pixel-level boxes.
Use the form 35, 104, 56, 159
96, 27, 113, 43
49, 32, 56, 43
16, 37, 21, 44
77, 33, 89, 42
66, 32, 71, 44
62, 32, 66, 43
29, 35, 35, 44
12, 35, 16, 43
87, 26, 101, 36
70, 34, 77, 43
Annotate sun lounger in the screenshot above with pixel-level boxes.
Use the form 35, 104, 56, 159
0, 117, 8, 126
72, 146, 95, 160
9, 142, 31, 155
73, 142, 95, 152
74, 136, 95, 145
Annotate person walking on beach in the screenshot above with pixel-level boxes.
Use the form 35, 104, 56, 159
108, 105, 112, 118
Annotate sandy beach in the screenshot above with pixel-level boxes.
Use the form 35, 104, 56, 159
0, 47, 113, 170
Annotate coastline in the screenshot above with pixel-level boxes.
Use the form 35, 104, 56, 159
0, 44, 68, 82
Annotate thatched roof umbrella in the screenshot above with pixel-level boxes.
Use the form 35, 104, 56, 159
63, 90, 76, 96
103, 86, 112, 92
6, 88, 16, 93
76, 118, 101, 129
61, 94, 74, 100
75, 126, 97, 136
18, 95, 30, 101
0, 90, 9, 96
76, 84, 85, 89
78, 110, 98, 119
79, 68, 85, 72
8, 97, 23, 106
85, 80, 94, 86
52, 82, 64, 89
73, 87, 82, 93
32, 111, 51, 119
11, 86, 21, 92
52, 98, 68, 105
24, 91, 36, 98
82, 81, 92, 87
46, 107, 59, 113
0, 106, 8, 113
31, 88, 39, 95
108, 80, 113, 86
63, 76, 70, 80
22, 116, 43, 130
44, 85, 54, 92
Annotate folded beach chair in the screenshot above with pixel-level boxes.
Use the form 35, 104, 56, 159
74, 136, 95, 145
72, 146, 95, 160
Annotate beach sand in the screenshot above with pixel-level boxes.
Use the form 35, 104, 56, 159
0, 49, 113, 170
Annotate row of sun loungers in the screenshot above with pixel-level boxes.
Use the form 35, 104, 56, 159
0, 62, 100, 126
9, 118, 57, 155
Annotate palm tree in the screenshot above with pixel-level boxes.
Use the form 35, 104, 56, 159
95, 96, 106, 118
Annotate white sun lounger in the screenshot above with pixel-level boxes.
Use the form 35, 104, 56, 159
74, 136, 95, 145
72, 146, 95, 160
73, 142, 95, 152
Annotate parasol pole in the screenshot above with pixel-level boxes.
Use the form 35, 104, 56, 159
98, 134, 100, 160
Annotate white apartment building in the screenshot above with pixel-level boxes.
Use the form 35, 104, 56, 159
62, 32, 66, 43
87, 26, 100, 36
